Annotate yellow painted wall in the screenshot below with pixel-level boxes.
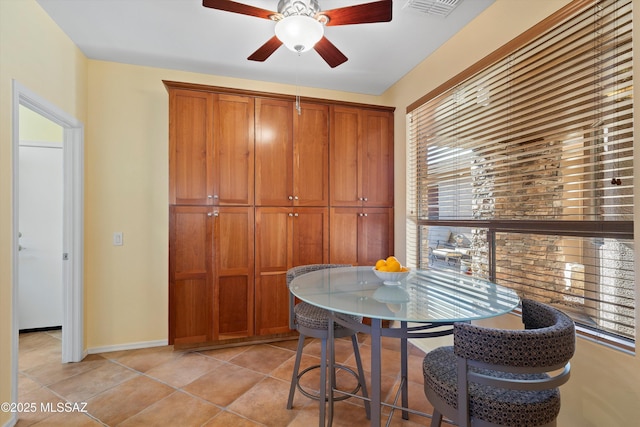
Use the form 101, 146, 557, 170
83, 60, 382, 350
0, 0, 88, 425
2, 0, 638, 426
382, 0, 640, 425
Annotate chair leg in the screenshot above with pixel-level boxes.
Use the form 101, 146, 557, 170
430, 409, 443, 427
319, 337, 328, 427
351, 334, 371, 419
287, 333, 306, 409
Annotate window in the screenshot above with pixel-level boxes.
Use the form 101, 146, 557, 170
407, 0, 634, 349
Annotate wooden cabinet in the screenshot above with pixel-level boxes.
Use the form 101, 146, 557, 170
169, 90, 213, 205
329, 207, 393, 266
255, 99, 329, 206
330, 106, 394, 207
169, 206, 254, 345
255, 207, 329, 335
169, 89, 254, 206
165, 80, 393, 348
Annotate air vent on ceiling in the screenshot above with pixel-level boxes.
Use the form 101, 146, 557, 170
403, 0, 461, 17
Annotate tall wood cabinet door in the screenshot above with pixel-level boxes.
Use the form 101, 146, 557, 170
213, 207, 255, 340
358, 208, 394, 265
213, 94, 255, 206
255, 207, 292, 335
294, 103, 329, 206
169, 206, 214, 345
361, 110, 394, 207
169, 89, 214, 205
255, 99, 294, 206
330, 207, 393, 266
329, 208, 360, 265
292, 207, 329, 266
330, 106, 361, 207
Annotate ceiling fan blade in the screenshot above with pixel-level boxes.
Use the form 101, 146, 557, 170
202, 0, 277, 20
314, 37, 348, 68
248, 36, 283, 62
321, 0, 392, 26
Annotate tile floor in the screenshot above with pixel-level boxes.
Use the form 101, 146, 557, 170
16, 330, 455, 426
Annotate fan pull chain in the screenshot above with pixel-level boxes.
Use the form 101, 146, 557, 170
295, 53, 301, 115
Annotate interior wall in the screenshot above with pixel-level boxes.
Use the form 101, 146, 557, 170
381, 0, 640, 425
0, 1, 88, 425
83, 61, 384, 351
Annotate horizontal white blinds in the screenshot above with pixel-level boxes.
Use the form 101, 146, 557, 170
408, 0, 633, 222
407, 0, 634, 347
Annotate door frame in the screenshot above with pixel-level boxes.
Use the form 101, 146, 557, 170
11, 80, 85, 398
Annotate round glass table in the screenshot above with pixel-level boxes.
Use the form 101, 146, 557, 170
289, 266, 520, 426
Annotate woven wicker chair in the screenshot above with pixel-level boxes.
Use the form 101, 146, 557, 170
286, 264, 370, 427
423, 299, 575, 427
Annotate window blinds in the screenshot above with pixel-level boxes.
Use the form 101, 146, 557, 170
407, 0, 634, 347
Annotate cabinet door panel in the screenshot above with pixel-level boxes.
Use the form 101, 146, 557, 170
292, 207, 329, 267
255, 99, 294, 206
255, 208, 291, 335
362, 110, 394, 207
294, 103, 329, 206
214, 207, 255, 339
169, 90, 214, 205
359, 208, 394, 265
213, 94, 255, 205
169, 206, 214, 344
329, 208, 360, 265
330, 106, 361, 206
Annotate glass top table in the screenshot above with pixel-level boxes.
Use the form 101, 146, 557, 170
289, 266, 520, 426
289, 266, 520, 324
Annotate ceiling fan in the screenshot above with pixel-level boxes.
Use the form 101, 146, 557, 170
202, 0, 393, 68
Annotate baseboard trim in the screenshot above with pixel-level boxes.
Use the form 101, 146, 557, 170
87, 339, 169, 354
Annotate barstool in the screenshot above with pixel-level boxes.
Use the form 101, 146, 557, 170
286, 264, 370, 427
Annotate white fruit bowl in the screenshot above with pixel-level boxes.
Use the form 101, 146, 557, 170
372, 267, 410, 286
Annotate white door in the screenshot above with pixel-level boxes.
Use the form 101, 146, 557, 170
18, 142, 64, 330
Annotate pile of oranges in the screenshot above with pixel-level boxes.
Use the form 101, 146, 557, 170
375, 256, 409, 272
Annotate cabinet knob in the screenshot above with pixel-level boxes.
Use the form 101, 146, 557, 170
359, 213, 367, 217
207, 195, 219, 199
288, 213, 294, 217
363, 197, 368, 202
288, 196, 294, 200
294, 213, 299, 217
208, 211, 219, 217
294, 196, 299, 200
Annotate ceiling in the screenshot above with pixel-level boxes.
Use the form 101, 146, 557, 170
36, 0, 494, 95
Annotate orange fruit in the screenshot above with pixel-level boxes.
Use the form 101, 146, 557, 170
386, 256, 399, 264
387, 260, 401, 272
375, 259, 387, 270
377, 264, 389, 272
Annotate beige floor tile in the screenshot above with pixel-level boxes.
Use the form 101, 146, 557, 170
85, 375, 174, 425
25, 411, 103, 426
182, 363, 265, 407
47, 362, 138, 402
118, 391, 220, 427
23, 354, 107, 387
16, 386, 65, 426
227, 376, 302, 427
202, 410, 263, 427
100, 345, 183, 373
227, 343, 295, 374
144, 352, 222, 388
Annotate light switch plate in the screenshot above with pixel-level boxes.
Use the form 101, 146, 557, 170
113, 232, 123, 246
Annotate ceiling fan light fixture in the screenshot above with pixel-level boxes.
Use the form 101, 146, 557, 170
275, 15, 323, 53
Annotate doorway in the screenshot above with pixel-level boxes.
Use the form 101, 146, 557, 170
11, 81, 85, 410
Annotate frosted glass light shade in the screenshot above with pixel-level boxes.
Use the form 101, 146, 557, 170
275, 15, 323, 53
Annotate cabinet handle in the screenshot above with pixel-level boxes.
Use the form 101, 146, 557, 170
359, 213, 368, 217
363, 197, 368, 202
207, 195, 219, 200
208, 211, 219, 217
294, 196, 299, 200
294, 213, 299, 217
288, 213, 294, 217
288, 196, 293, 200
